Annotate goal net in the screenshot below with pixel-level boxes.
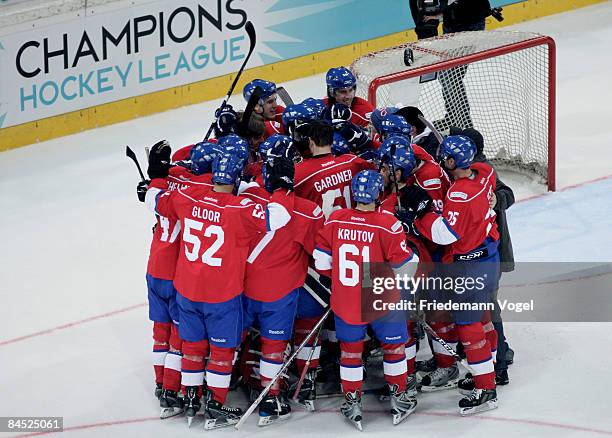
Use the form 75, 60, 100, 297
351, 31, 556, 191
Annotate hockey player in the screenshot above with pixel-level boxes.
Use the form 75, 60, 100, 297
240, 136, 325, 424
324, 67, 374, 128
313, 170, 419, 430
144, 137, 295, 429
281, 103, 319, 159
243, 79, 286, 137
407, 135, 500, 415
290, 120, 374, 404
325, 103, 378, 160
137, 141, 221, 419
378, 136, 450, 214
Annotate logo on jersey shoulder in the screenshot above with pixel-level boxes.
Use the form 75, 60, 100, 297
210, 337, 227, 343
203, 196, 218, 203
350, 216, 366, 222
321, 160, 336, 168
313, 206, 323, 217
391, 221, 403, 232
423, 178, 441, 187
449, 191, 468, 200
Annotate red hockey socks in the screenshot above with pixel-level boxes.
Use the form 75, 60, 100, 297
382, 343, 408, 391
339, 341, 364, 394
207, 346, 236, 404
162, 323, 182, 392
260, 338, 289, 396
456, 322, 495, 390
294, 318, 321, 374
430, 321, 459, 368
152, 322, 171, 384
181, 340, 208, 391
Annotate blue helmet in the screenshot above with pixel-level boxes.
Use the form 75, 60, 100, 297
261, 136, 295, 192
212, 152, 245, 185
301, 97, 327, 119
190, 141, 220, 175
438, 135, 476, 169
378, 135, 410, 164
370, 107, 399, 134
352, 170, 384, 204
259, 134, 293, 161
217, 134, 249, 162
243, 79, 277, 104
331, 132, 350, 156
380, 114, 412, 139
282, 104, 318, 137
326, 67, 357, 94
392, 147, 417, 179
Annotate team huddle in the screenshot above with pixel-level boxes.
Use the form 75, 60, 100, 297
137, 67, 503, 431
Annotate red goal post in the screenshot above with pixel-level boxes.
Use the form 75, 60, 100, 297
351, 31, 556, 191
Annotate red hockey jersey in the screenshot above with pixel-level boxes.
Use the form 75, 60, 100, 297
146, 168, 213, 280
314, 208, 416, 325
241, 185, 324, 301
294, 153, 374, 219
416, 162, 499, 262
147, 184, 294, 303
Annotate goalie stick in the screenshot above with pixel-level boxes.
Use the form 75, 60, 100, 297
235, 308, 332, 429
125, 146, 146, 181
202, 21, 257, 142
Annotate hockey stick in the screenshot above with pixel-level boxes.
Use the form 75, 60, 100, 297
417, 319, 475, 374
302, 267, 331, 309
418, 114, 444, 144
235, 308, 332, 429
236, 86, 264, 139
202, 21, 257, 142
388, 143, 403, 210
126, 146, 146, 181
276, 86, 294, 106
291, 320, 325, 401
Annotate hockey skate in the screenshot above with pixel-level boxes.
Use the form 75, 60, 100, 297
458, 388, 498, 416
258, 395, 291, 426
416, 356, 437, 374
203, 396, 243, 430
419, 364, 459, 392
459, 371, 508, 395
159, 389, 184, 419
289, 370, 317, 411
183, 386, 201, 427
341, 390, 363, 431
378, 373, 417, 402
389, 384, 417, 425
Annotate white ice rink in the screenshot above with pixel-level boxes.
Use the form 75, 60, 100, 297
2, 3, 612, 437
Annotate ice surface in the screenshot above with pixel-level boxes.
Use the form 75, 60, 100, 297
1, 3, 612, 437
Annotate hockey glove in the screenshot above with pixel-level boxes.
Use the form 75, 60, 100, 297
136, 180, 150, 203
147, 140, 172, 179
214, 104, 238, 138
336, 122, 371, 153
399, 185, 433, 218
330, 103, 352, 125
266, 157, 295, 192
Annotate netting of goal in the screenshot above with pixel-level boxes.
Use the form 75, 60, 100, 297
351, 31, 556, 190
